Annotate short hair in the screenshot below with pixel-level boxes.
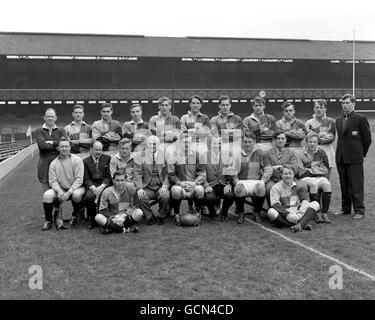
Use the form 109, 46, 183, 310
92, 141, 103, 149
252, 96, 266, 106
341, 93, 355, 103
158, 96, 171, 105
44, 108, 57, 116
314, 99, 327, 108
118, 138, 132, 148
58, 137, 70, 145
72, 104, 84, 112
100, 103, 113, 111
129, 103, 142, 112
242, 129, 256, 140
281, 164, 295, 175
274, 132, 286, 139
113, 170, 126, 179
305, 131, 319, 141
218, 95, 230, 104
281, 101, 294, 111
189, 95, 203, 105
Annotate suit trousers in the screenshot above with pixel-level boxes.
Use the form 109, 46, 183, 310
135, 187, 170, 220
336, 162, 365, 215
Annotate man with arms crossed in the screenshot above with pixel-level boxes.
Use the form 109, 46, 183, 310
243, 96, 276, 151
92, 103, 122, 152
122, 103, 149, 152
64, 104, 93, 155
305, 99, 336, 178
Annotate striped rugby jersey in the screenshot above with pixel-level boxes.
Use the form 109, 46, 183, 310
270, 180, 309, 209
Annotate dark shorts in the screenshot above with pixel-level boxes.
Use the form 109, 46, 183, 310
37, 155, 58, 183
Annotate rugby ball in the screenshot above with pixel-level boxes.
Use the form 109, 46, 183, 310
179, 213, 201, 227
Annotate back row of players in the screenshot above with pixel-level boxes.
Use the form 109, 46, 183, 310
36, 95, 338, 233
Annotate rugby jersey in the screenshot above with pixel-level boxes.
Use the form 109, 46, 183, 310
270, 180, 309, 209
242, 113, 276, 142
232, 148, 272, 182
209, 111, 243, 138
298, 147, 329, 178
305, 115, 336, 145
64, 121, 92, 153
99, 184, 136, 215
110, 153, 136, 181
275, 117, 306, 148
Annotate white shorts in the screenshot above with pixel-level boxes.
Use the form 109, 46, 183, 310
234, 180, 265, 197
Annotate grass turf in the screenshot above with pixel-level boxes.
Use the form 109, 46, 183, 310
1, 137, 375, 299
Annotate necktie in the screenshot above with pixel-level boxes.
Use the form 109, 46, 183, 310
94, 158, 98, 171
343, 114, 348, 130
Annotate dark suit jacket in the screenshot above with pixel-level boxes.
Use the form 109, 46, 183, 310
133, 149, 169, 190
335, 111, 372, 164
83, 154, 112, 189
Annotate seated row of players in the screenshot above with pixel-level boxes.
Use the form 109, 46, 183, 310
36, 94, 335, 233
40, 130, 331, 234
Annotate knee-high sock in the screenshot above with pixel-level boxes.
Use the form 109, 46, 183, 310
123, 216, 137, 228
234, 197, 245, 213
187, 199, 194, 208
105, 218, 124, 233
52, 199, 60, 210
254, 196, 265, 213
43, 203, 54, 222
317, 190, 322, 206
309, 193, 319, 203
321, 192, 332, 213
298, 207, 317, 228
221, 198, 235, 216
194, 198, 203, 211
72, 200, 83, 217
273, 214, 293, 227
172, 199, 182, 214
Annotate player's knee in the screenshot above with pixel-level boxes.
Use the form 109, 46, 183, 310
194, 185, 205, 199
72, 190, 84, 202
95, 214, 108, 227
309, 201, 320, 212
43, 189, 56, 203
234, 182, 246, 197
321, 179, 331, 192
267, 208, 278, 221
296, 180, 308, 192
171, 185, 184, 200
131, 208, 143, 222
254, 181, 266, 197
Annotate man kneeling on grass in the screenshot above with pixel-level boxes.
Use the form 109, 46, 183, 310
96, 170, 143, 234
267, 164, 320, 232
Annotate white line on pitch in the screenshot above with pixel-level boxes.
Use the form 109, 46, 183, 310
229, 211, 375, 282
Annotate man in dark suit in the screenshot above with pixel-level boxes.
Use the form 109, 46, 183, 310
335, 94, 372, 219
83, 141, 112, 229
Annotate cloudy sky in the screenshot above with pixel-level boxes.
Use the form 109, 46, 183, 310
1, 0, 374, 41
